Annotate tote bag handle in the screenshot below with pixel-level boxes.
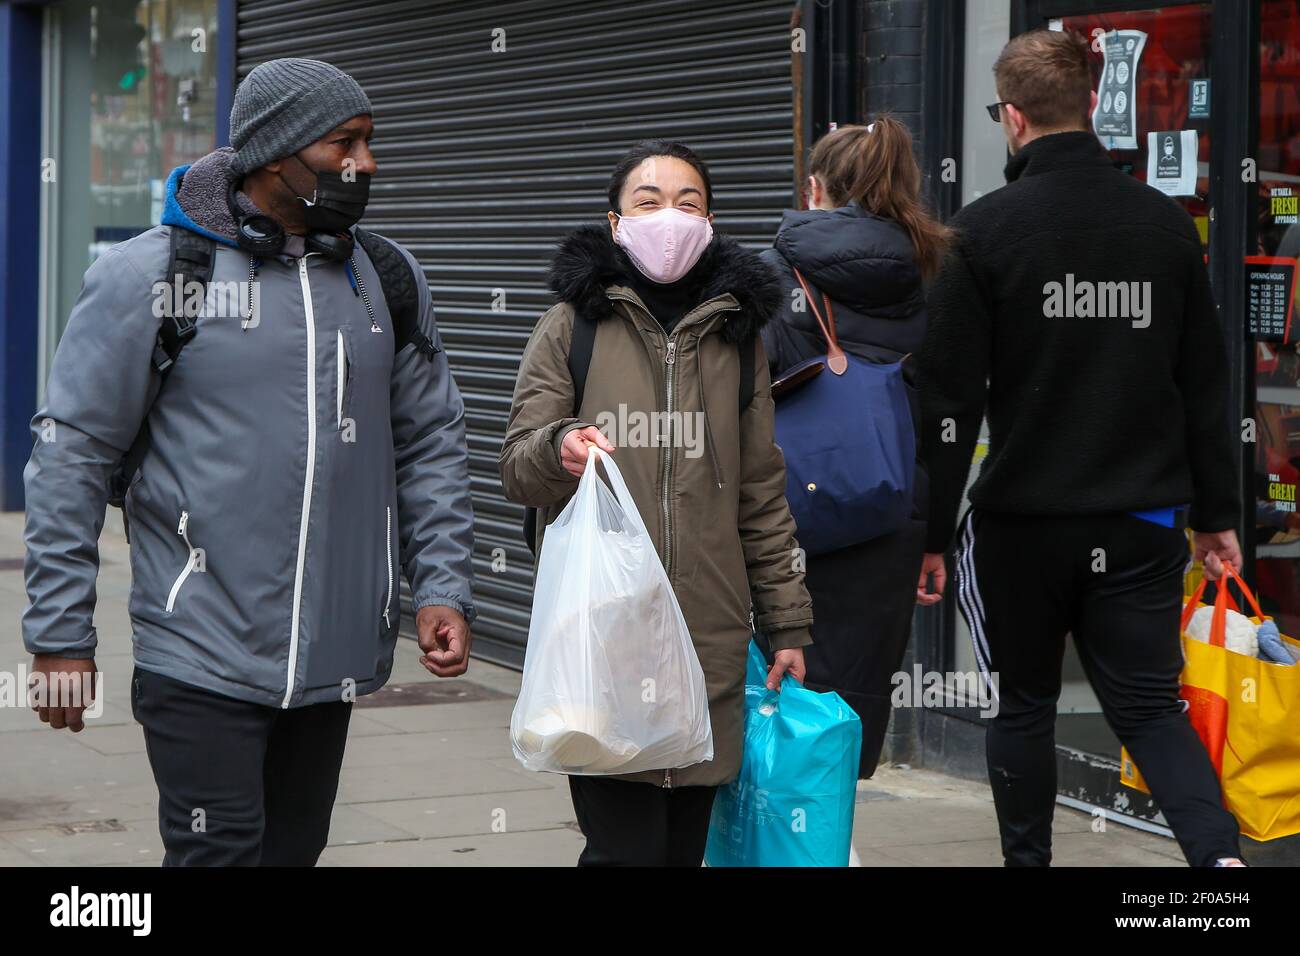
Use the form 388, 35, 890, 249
1182, 562, 1268, 647
793, 268, 848, 375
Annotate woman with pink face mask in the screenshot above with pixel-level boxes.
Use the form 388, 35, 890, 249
499, 141, 814, 866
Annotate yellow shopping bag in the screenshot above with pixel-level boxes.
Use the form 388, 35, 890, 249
1120, 564, 1300, 841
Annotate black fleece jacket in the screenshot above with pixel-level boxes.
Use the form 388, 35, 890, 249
916, 131, 1240, 554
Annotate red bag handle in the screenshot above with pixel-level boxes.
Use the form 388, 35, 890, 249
1183, 563, 1267, 648
1181, 578, 1209, 633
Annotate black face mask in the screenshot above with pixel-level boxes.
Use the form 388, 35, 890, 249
282, 153, 370, 234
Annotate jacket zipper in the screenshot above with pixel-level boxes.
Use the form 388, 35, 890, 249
661, 333, 678, 791
283, 256, 318, 709
164, 510, 198, 613
606, 293, 679, 579
336, 329, 347, 429
604, 293, 738, 791
662, 337, 678, 580
383, 506, 394, 629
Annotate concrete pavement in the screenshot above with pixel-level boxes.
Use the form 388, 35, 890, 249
0, 511, 1187, 866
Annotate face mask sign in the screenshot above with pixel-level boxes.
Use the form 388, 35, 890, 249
614, 207, 714, 284
280, 153, 371, 234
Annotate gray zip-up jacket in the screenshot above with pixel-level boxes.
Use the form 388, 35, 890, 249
22, 147, 476, 708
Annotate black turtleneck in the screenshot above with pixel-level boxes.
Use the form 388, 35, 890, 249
622, 254, 711, 335
1002, 129, 1113, 184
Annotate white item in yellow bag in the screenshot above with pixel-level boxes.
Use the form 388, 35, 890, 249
1185, 604, 1259, 658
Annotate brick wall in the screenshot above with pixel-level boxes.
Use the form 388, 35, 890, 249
862, 0, 925, 148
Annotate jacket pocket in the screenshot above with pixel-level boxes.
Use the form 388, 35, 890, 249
382, 505, 395, 630
336, 327, 355, 430
164, 510, 202, 614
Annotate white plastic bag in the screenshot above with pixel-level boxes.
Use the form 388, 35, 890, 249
510, 447, 713, 775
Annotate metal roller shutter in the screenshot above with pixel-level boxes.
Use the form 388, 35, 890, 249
236, 0, 797, 667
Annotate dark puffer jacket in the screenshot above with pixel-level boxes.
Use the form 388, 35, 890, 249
759, 200, 928, 367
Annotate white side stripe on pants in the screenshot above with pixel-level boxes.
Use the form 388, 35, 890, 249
956, 511, 1000, 704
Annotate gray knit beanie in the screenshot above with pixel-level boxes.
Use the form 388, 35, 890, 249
229, 58, 372, 175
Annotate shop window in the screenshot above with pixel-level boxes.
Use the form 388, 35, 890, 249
39, 0, 218, 389
1252, 0, 1300, 635
961, 0, 1012, 205
1059, 5, 1213, 249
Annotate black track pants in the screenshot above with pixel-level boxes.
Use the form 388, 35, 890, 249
954, 509, 1242, 867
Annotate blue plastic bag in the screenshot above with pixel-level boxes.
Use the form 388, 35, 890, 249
705, 640, 862, 866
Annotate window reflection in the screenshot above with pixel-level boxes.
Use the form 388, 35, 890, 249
42, 0, 218, 380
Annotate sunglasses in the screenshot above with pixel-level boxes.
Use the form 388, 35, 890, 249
985, 101, 1012, 122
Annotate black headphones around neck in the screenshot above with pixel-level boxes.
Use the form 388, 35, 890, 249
226, 182, 354, 261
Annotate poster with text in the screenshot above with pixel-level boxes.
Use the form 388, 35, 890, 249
1146, 129, 1199, 197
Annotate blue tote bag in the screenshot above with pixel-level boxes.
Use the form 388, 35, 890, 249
705, 640, 862, 867
772, 270, 914, 556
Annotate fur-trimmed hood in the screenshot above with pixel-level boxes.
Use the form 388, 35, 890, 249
547, 224, 782, 344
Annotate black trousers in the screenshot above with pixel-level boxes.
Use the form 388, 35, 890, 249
567, 776, 718, 866
131, 666, 352, 866
955, 509, 1242, 867
797, 518, 928, 777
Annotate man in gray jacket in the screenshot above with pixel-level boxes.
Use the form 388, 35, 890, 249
22, 58, 476, 865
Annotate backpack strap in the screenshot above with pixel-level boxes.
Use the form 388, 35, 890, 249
153, 228, 212, 372
567, 311, 598, 411
354, 226, 438, 361
524, 311, 598, 557
108, 229, 215, 525
523, 505, 539, 557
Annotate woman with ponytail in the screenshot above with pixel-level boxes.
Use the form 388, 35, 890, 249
759, 115, 952, 778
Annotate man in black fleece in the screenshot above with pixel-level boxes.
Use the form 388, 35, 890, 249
916, 29, 1245, 866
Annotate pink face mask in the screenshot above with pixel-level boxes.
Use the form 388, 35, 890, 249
613, 207, 714, 284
